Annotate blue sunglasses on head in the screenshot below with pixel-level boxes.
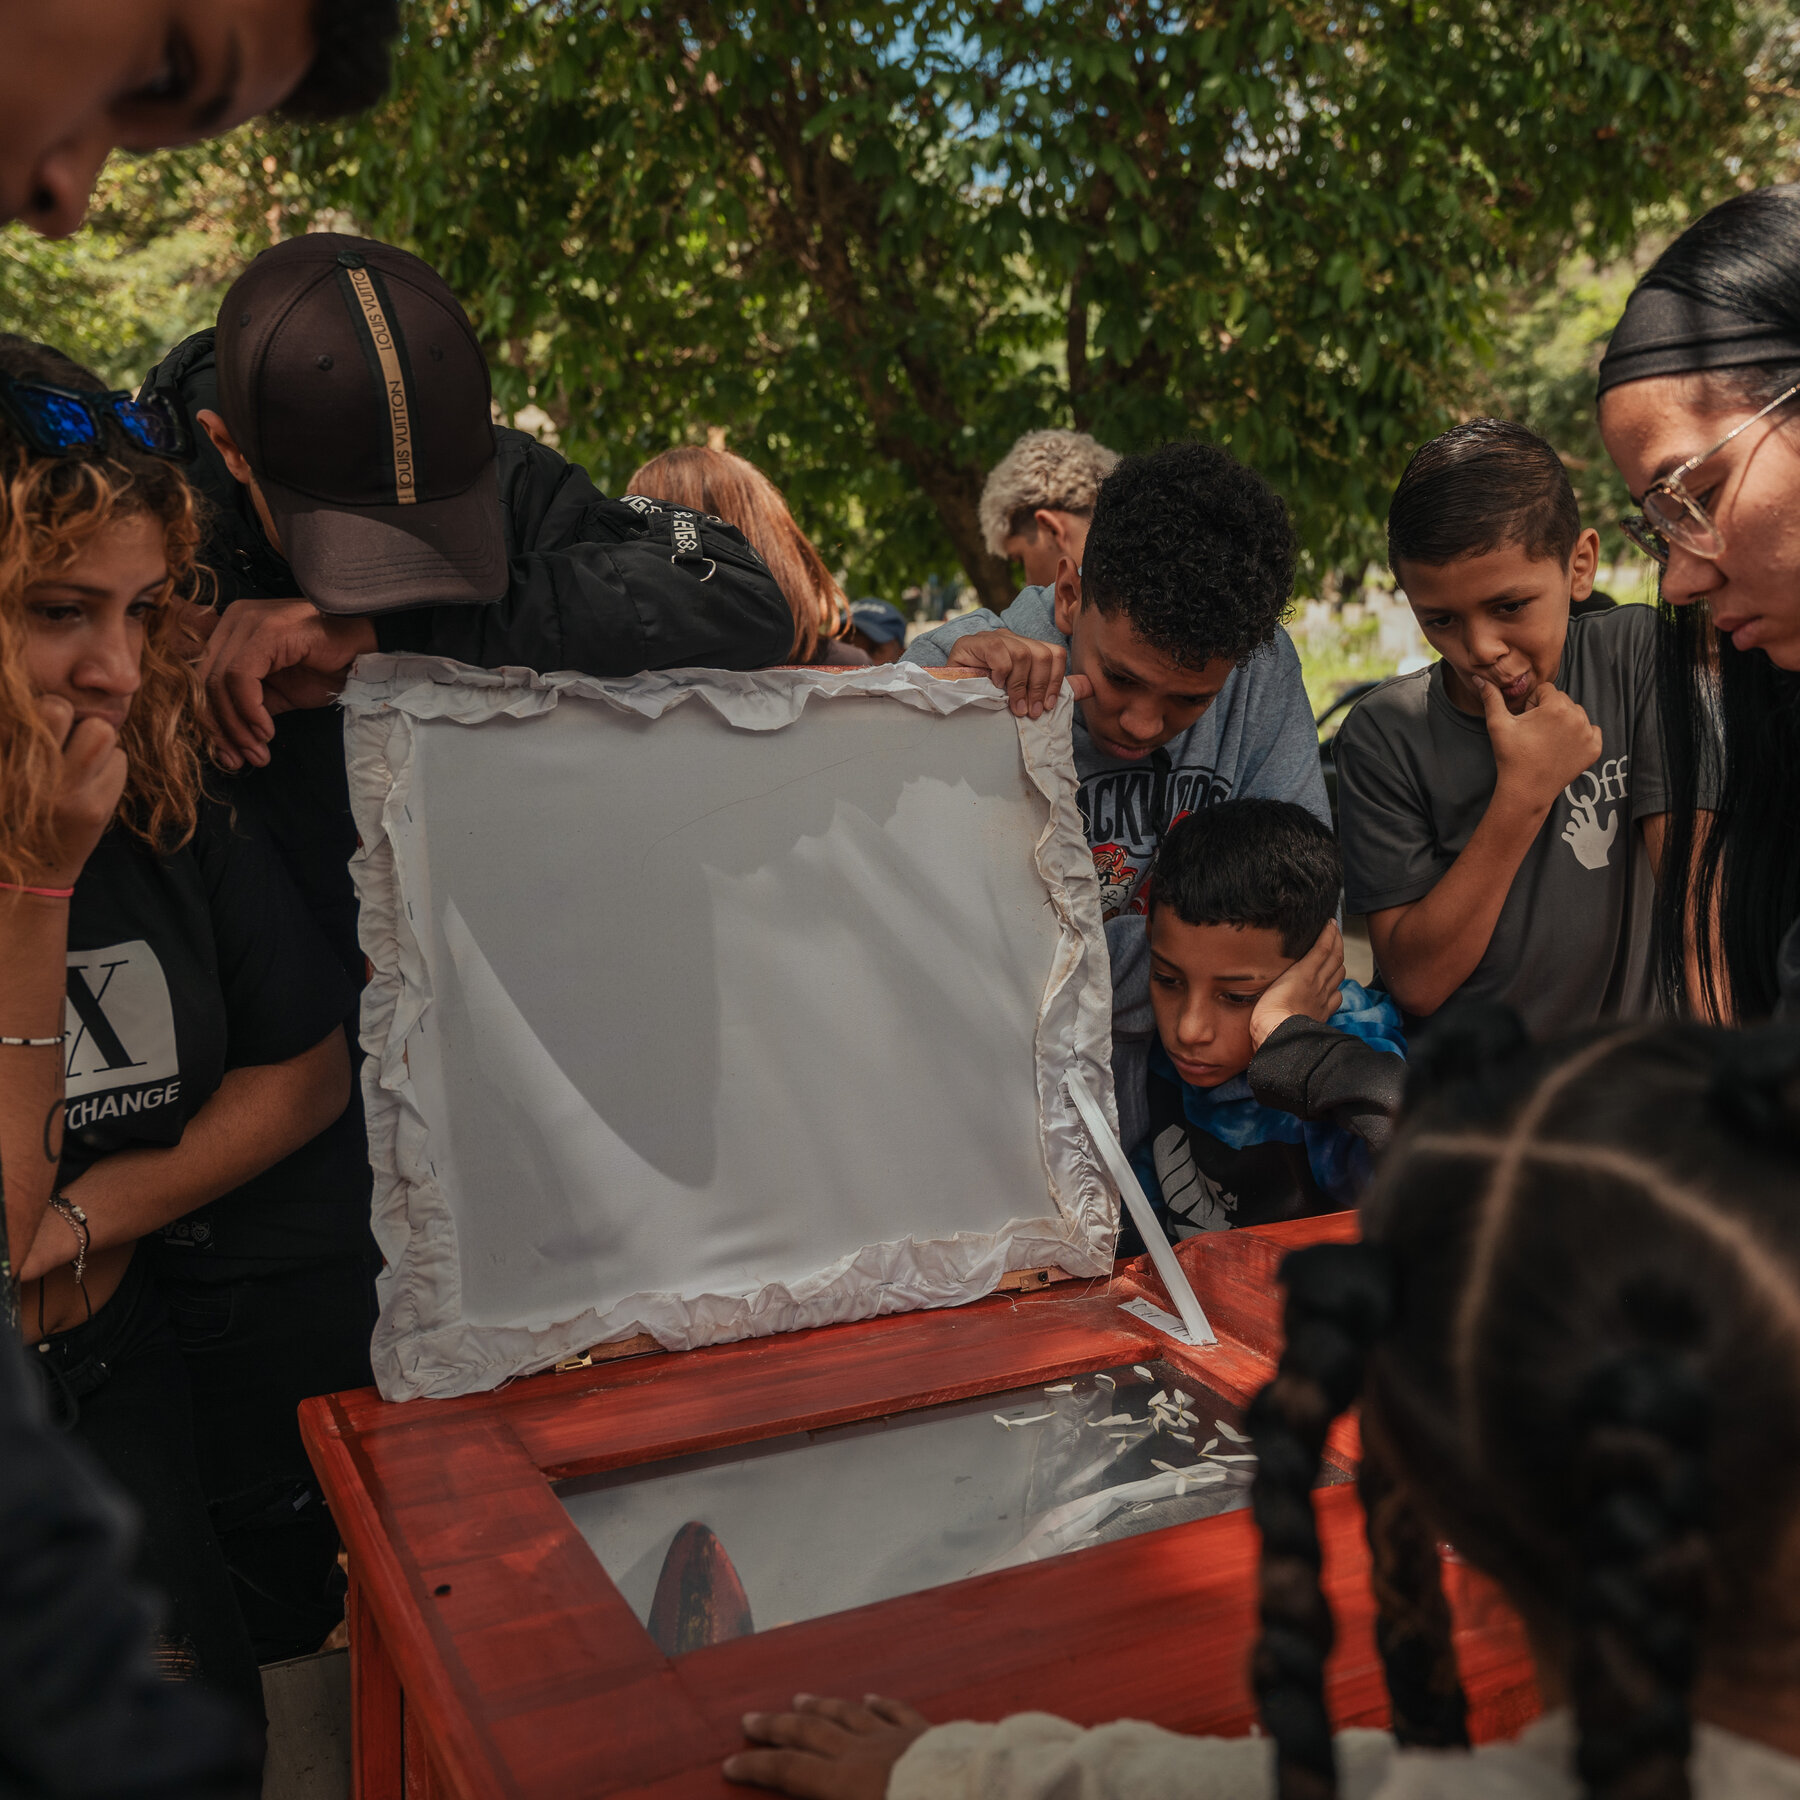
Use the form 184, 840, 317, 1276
0, 370, 193, 463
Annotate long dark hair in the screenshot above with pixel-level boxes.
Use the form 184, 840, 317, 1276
1623, 188, 1800, 1018
1248, 1005, 1800, 1799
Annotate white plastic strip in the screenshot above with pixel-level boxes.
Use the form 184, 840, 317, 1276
1066, 1069, 1216, 1347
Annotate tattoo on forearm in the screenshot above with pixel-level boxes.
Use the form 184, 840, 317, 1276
41, 1097, 64, 1165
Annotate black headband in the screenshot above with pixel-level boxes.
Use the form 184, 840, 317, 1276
1596, 284, 1800, 397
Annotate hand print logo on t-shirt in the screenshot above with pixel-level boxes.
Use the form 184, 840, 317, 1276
1561, 756, 1629, 871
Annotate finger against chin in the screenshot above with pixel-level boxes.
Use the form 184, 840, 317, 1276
34, 693, 76, 742
63, 715, 121, 769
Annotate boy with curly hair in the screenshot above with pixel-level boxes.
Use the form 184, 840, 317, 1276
905, 439, 1326, 1154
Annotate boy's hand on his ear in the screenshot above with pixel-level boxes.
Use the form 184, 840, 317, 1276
724, 1695, 929, 1798
35, 695, 128, 887
939, 629, 1093, 718
197, 598, 378, 770
1250, 919, 1346, 1051
1478, 677, 1602, 814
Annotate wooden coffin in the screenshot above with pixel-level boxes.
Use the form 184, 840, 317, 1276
300, 1214, 1540, 1799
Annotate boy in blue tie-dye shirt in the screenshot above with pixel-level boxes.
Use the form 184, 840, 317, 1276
1131, 799, 1406, 1236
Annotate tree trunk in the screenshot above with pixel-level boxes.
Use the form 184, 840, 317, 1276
889, 449, 1014, 610
742, 107, 1016, 609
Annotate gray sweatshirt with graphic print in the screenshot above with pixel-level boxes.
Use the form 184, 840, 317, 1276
904, 586, 1328, 1155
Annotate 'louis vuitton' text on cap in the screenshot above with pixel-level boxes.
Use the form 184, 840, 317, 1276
214, 233, 507, 614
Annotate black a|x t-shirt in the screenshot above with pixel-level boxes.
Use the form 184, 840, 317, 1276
62, 797, 361, 1275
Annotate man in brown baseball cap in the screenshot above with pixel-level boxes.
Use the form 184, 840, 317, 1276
202, 234, 509, 614
146, 233, 792, 780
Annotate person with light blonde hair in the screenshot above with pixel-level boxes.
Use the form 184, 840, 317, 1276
628, 445, 861, 664
979, 429, 1121, 588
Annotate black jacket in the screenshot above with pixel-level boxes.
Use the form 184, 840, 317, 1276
1246, 1014, 1404, 1156
0, 1329, 261, 1798
140, 328, 798, 977
1143, 1016, 1404, 1237
143, 330, 795, 672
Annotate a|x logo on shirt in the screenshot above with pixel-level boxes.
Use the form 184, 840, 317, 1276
65, 959, 143, 1077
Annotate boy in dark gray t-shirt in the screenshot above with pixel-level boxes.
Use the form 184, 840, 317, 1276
1336, 420, 1686, 1035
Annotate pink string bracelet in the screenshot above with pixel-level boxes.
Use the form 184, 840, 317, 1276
0, 880, 74, 900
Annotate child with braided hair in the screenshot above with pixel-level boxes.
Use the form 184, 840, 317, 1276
723, 1008, 1800, 1799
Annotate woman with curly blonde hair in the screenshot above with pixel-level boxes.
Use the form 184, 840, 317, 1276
627, 445, 865, 664
0, 337, 357, 1734
0, 388, 208, 883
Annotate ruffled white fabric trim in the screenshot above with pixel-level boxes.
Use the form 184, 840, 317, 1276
341, 656, 1118, 1400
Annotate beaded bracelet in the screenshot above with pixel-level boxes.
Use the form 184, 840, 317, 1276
46, 1195, 89, 1288
0, 880, 75, 900
0, 1031, 67, 1049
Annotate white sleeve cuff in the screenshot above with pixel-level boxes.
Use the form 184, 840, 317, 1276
889, 1715, 1282, 1800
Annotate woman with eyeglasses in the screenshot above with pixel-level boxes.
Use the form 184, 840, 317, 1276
1598, 187, 1800, 1023
0, 334, 357, 1736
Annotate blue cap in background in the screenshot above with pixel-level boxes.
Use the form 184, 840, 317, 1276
850, 599, 908, 645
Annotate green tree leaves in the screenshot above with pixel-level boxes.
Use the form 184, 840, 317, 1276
11, 1, 1794, 607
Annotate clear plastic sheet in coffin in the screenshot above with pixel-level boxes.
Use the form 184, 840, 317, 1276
558, 1360, 1341, 1654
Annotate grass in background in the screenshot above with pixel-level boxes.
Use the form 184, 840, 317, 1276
1297, 612, 1403, 724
